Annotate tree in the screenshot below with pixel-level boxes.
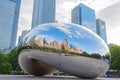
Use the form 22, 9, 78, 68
7, 48, 21, 71
0, 62, 12, 74
110, 45, 120, 71
91, 53, 101, 59
0, 51, 8, 65
0, 51, 12, 74
0, 51, 4, 64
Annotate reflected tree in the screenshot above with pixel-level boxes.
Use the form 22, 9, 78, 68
91, 53, 101, 59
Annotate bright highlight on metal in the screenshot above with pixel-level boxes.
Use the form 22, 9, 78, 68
18, 23, 110, 79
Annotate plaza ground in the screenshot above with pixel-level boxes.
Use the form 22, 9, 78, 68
0, 75, 120, 80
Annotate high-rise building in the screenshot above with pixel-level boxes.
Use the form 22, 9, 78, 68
96, 19, 107, 43
0, 0, 21, 52
71, 3, 97, 33
18, 36, 22, 48
18, 30, 28, 48
31, 0, 56, 28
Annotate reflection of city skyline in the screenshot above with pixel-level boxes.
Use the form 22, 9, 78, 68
0, 0, 109, 53
20, 25, 109, 60
22, 23, 108, 56
33, 37, 83, 54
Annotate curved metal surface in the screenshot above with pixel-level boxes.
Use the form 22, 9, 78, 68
18, 23, 110, 79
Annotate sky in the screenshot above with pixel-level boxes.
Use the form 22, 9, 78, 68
18, 0, 120, 45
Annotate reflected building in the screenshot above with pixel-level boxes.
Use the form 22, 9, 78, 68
71, 3, 97, 33
50, 40, 60, 49
61, 39, 68, 51
21, 30, 29, 38
34, 37, 45, 47
0, 0, 21, 52
18, 23, 110, 78
31, 0, 56, 28
33, 37, 83, 54
70, 44, 77, 50
96, 19, 107, 43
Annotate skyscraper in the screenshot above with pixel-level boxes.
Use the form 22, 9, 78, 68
71, 3, 97, 33
31, 0, 56, 28
0, 0, 21, 52
96, 19, 107, 43
18, 30, 28, 48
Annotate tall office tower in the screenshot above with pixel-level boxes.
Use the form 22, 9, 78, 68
96, 19, 107, 43
18, 30, 28, 48
31, 0, 56, 28
18, 36, 22, 48
0, 0, 21, 52
71, 3, 97, 33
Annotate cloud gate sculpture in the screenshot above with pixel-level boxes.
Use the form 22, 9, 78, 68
18, 23, 110, 79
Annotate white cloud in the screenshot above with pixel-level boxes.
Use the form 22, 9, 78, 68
17, 0, 120, 45
56, 0, 120, 23
97, 2, 120, 29
107, 27, 120, 44
97, 1, 120, 44
17, 0, 33, 44
18, 0, 33, 36
55, 23, 73, 38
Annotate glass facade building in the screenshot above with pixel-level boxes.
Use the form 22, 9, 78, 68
18, 30, 28, 48
71, 3, 97, 33
96, 19, 107, 43
31, 0, 56, 28
0, 0, 21, 52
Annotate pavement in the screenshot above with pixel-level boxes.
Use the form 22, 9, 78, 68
0, 75, 119, 80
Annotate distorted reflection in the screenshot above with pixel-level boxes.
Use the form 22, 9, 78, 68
18, 23, 111, 78
19, 23, 110, 63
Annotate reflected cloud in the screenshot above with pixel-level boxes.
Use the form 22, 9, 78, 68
54, 23, 73, 38
75, 31, 83, 38
19, 23, 110, 61
18, 23, 110, 78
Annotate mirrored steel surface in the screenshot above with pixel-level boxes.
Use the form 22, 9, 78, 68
18, 23, 110, 79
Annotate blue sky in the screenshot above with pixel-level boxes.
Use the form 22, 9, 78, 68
18, 0, 120, 45
24, 23, 108, 55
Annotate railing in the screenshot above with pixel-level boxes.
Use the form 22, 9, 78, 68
106, 70, 120, 78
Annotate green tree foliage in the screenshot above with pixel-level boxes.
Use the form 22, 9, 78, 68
7, 48, 21, 71
0, 48, 22, 74
110, 45, 120, 71
0, 51, 8, 63
0, 62, 12, 74
91, 53, 101, 59
0, 51, 10, 74
0, 51, 4, 64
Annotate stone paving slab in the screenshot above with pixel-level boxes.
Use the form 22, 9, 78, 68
0, 75, 119, 80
